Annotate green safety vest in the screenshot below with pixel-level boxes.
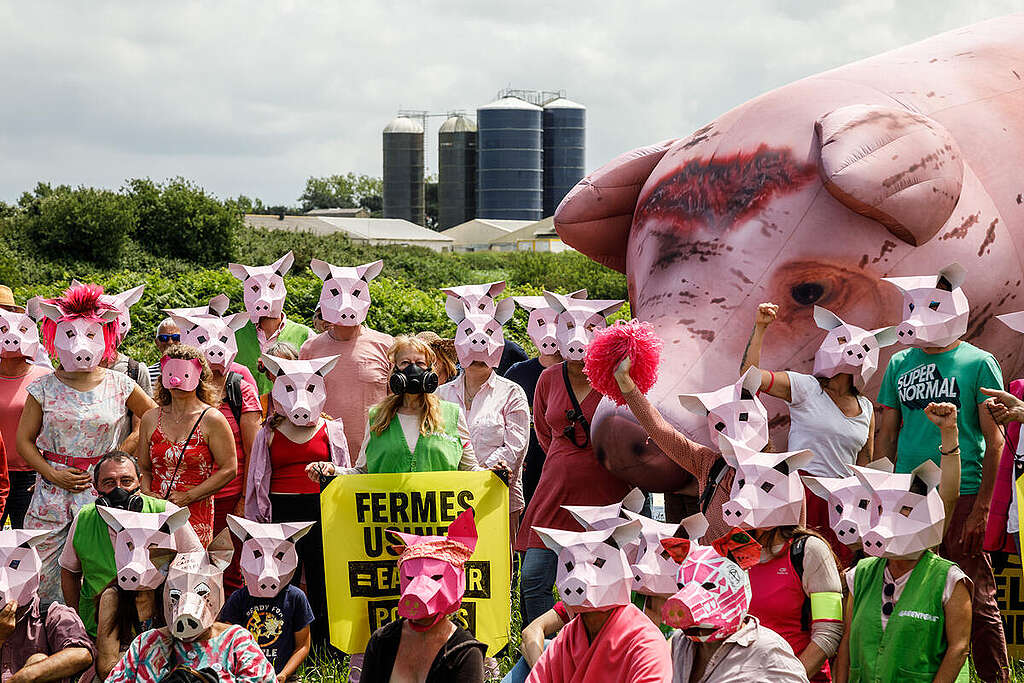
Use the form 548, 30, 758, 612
850, 551, 966, 683
72, 496, 167, 638
365, 401, 463, 473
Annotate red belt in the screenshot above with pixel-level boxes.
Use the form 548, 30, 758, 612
43, 450, 102, 471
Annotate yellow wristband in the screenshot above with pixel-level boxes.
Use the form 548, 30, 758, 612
810, 591, 843, 621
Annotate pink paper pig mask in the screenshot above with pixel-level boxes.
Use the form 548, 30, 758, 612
552, 18, 1024, 495
161, 357, 203, 392
390, 507, 477, 630
228, 251, 294, 325
719, 435, 814, 529
448, 296, 515, 368
812, 306, 898, 389
801, 459, 894, 547
168, 312, 249, 374
0, 309, 40, 360
0, 529, 49, 608
102, 285, 145, 342
311, 259, 384, 326
534, 519, 641, 612
261, 354, 341, 426
37, 289, 120, 372
513, 289, 587, 356
226, 515, 315, 598
97, 505, 192, 590
851, 459, 945, 559
563, 487, 646, 533
884, 263, 970, 349
625, 511, 710, 597
157, 529, 233, 641
543, 291, 624, 362
163, 294, 230, 319
678, 367, 769, 452
441, 281, 507, 319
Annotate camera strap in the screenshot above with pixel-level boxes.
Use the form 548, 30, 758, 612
561, 362, 590, 449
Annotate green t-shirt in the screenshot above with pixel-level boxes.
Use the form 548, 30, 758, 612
234, 318, 314, 395
877, 342, 1003, 494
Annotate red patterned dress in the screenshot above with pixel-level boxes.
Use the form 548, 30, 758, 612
150, 410, 215, 544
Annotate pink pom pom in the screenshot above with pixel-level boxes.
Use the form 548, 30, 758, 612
584, 319, 663, 405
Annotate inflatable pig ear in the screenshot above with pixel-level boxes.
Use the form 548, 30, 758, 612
883, 262, 969, 348
816, 104, 964, 248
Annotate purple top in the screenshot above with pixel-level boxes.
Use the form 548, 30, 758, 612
1, 599, 94, 682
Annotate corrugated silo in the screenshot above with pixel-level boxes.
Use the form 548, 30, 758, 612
383, 116, 425, 226
438, 114, 477, 230
476, 96, 543, 221
543, 97, 586, 217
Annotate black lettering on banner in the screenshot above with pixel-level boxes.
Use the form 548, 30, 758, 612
440, 490, 456, 522
390, 491, 410, 523
349, 559, 492, 599
457, 489, 475, 510
411, 491, 436, 521
371, 492, 387, 522
355, 492, 371, 523
463, 561, 491, 598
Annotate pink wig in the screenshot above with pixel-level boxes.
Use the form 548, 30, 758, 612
40, 283, 120, 363
584, 319, 663, 406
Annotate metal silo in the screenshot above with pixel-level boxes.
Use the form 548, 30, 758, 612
438, 114, 477, 230
543, 97, 586, 217
383, 116, 425, 226
476, 96, 543, 221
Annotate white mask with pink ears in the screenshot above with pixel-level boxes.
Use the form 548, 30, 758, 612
161, 357, 203, 392
448, 295, 515, 368
260, 354, 341, 426
719, 435, 814, 529
168, 312, 249, 375
0, 309, 40, 360
441, 281, 506, 319
543, 291, 624, 362
310, 259, 384, 326
513, 289, 587, 356
812, 306, 898, 390
883, 262, 969, 349
678, 367, 769, 452
226, 515, 316, 598
228, 251, 295, 325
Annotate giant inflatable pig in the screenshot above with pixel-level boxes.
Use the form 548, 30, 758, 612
557, 16, 1024, 490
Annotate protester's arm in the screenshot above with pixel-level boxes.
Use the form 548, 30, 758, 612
924, 403, 962, 525
17, 394, 90, 493
833, 596, 853, 683
521, 608, 567, 668
95, 588, 123, 680
933, 580, 972, 683
169, 410, 237, 507
120, 385, 157, 454
533, 374, 552, 453
856, 408, 875, 466
486, 386, 530, 477
981, 387, 1024, 424
236, 409, 260, 515
59, 569, 81, 613
277, 625, 311, 682
136, 409, 158, 497
455, 410, 485, 471
739, 303, 793, 401
8, 648, 93, 683
965, 404, 1003, 555
875, 407, 900, 465
799, 536, 843, 678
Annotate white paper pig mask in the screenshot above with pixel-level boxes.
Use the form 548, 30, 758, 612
448, 296, 515, 368
812, 306, 898, 389
167, 312, 249, 374
226, 515, 315, 599
534, 519, 641, 612
100, 284, 145, 342
441, 281, 507, 319
154, 529, 233, 642
719, 435, 814, 529
851, 460, 946, 559
884, 262, 970, 349
543, 291, 624, 362
678, 367, 769, 452
0, 529, 49, 608
625, 511, 710, 597
513, 289, 587, 356
801, 459, 893, 547
37, 290, 121, 372
97, 505, 192, 590
563, 487, 646, 533
163, 294, 230, 319
310, 259, 384, 326
228, 251, 294, 325
0, 309, 40, 360
260, 354, 341, 426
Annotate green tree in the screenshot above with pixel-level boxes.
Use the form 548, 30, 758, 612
126, 177, 239, 265
24, 186, 134, 267
298, 173, 383, 212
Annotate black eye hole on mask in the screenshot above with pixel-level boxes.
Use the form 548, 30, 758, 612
739, 389, 754, 401
714, 422, 726, 432
760, 481, 775, 493
738, 412, 749, 422
929, 301, 941, 310
909, 475, 929, 496
773, 461, 790, 476
858, 499, 869, 510
594, 557, 606, 568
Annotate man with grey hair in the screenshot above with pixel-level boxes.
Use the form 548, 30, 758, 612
147, 317, 180, 385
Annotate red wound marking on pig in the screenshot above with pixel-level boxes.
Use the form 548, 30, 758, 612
871, 240, 898, 264
978, 218, 998, 256
939, 212, 980, 240
634, 145, 817, 235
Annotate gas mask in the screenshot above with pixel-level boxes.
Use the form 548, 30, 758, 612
97, 486, 144, 512
389, 364, 439, 395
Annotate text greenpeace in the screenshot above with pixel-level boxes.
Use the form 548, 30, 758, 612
321, 471, 511, 655
897, 609, 939, 622
897, 363, 961, 410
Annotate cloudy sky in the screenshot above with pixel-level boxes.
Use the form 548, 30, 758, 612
0, 1, 1018, 206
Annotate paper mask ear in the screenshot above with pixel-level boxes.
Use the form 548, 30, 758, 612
98, 307, 121, 322
226, 514, 255, 542
388, 529, 423, 552
609, 519, 642, 549
800, 475, 839, 502
445, 297, 469, 322
208, 295, 230, 316
569, 289, 588, 299
114, 285, 145, 310
711, 528, 761, 570
309, 259, 332, 282
533, 526, 573, 555
677, 393, 709, 417
96, 506, 127, 533
283, 521, 317, 543
272, 251, 295, 277
15, 529, 51, 548
446, 508, 478, 553
910, 459, 942, 490
207, 528, 234, 571
36, 301, 64, 323
225, 312, 250, 332
162, 506, 192, 535
596, 300, 625, 318
813, 306, 844, 332
622, 488, 646, 514
312, 354, 342, 377
149, 546, 177, 571
996, 312, 1024, 334
674, 512, 710, 541
659, 537, 691, 564
227, 263, 251, 281
937, 262, 967, 290
782, 448, 816, 473
873, 326, 899, 348
740, 366, 762, 398
542, 291, 568, 314
358, 260, 385, 282
258, 354, 282, 377
25, 297, 43, 322
493, 298, 516, 326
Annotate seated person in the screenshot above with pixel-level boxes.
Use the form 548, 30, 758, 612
0, 529, 95, 683
221, 515, 315, 680
362, 509, 486, 682
106, 530, 275, 682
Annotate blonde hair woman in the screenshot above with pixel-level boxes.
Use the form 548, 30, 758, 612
137, 344, 236, 544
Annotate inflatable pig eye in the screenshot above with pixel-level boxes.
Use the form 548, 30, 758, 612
791, 282, 826, 306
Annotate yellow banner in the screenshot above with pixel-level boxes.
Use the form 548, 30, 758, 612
321, 470, 511, 655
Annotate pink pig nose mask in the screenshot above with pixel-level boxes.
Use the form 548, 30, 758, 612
227, 515, 315, 598
811, 306, 898, 390
448, 286, 516, 368
260, 353, 341, 427
0, 529, 49, 608
389, 508, 478, 631
227, 251, 295, 327
513, 290, 587, 356
0, 309, 40, 360
542, 291, 624, 362
160, 357, 203, 392
311, 258, 384, 326
883, 263, 970, 349
678, 366, 770, 452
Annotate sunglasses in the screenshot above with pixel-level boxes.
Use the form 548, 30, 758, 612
157, 334, 181, 343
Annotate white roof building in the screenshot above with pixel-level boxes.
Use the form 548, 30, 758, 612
488, 217, 573, 253
441, 219, 532, 252
244, 215, 453, 251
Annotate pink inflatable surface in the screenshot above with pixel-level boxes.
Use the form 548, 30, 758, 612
557, 16, 1024, 486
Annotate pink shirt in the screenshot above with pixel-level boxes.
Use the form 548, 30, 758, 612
299, 326, 393, 459
215, 376, 262, 500
0, 365, 52, 471
527, 603, 671, 683
438, 372, 530, 512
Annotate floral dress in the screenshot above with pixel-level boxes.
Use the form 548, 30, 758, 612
150, 409, 216, 545
25, 370, 135, 606
106, 625, 275, 682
